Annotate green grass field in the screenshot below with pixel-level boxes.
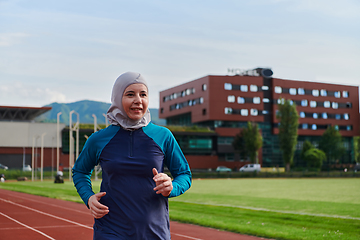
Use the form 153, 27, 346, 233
0, 178, 359, 240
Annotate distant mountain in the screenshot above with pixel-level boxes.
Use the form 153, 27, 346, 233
35, 100, 166, 126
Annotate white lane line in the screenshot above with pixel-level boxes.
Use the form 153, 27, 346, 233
0, 225, 87, 231
172, 233, 203, 240
0, 191, 89, 215
171, 200, 360, 220
0, 198, 93, 229
0, 211, 55, 240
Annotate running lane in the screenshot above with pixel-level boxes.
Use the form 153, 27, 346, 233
0, 189, 268, 240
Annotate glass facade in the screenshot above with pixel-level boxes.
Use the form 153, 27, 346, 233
61, 128, 92, 154
166, 112, 192, 126
173, 134, 214, 155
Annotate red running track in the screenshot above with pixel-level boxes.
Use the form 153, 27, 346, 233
0, 189, 268, 240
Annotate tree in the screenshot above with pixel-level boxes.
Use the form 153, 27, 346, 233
319, 126, 345, 165
354, 136, 360, 164
232, 132, 247, 161
233, 121, 262, 163
303, 148, 326, 171
276, 98, 299, 172
300, 140, 314, 161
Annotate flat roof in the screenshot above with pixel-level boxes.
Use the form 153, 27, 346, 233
0, 105, 52, 121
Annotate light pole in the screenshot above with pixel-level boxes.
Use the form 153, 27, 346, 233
92, 114, 98, 133
92, 114, 102, 181
57, 112, 62, 172
40, 132, 46, 181
22, 147, 26, 170
102, 113, 109, 127
69, 110, 79, 181
32, 135, 39, 181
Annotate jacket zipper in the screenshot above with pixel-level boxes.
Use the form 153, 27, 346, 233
130, 131, 133, 157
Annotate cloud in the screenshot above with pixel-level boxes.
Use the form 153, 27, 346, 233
0, 32, 30, 47
0, 82, 67, 107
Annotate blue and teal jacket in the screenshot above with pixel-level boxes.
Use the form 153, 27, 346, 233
72, 122, 192, 239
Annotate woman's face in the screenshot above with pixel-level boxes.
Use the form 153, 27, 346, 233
122, 83, 149, 121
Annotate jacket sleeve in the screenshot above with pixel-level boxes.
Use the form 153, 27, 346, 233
163, 130, 192, 198
72, 132, 101, 207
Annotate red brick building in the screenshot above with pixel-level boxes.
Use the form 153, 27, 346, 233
159, 68, 359, 170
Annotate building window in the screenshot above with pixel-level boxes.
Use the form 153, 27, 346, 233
200, 97, 204, 104
250, 109, 258, 116
313, 113, 318, 119
320, 89, 327, 96
289, 88, 297, 95
277, 98, 285, 105
262, 110, 269, 114
225, 107, 232, 114
312, 89, 319, 97
189, 139, 212, 149
228, 95, 235, 103
202, 108, 207, 115
344, 113, 349, 120
224, 83, 232, 90
298, 88, 305, 95
160, 108, 164, 114
322, 113, 328, 119
324, 101, 330, 108
253, 97, 261, 104
237, 97, 245, 104
300, 112, 305, 118
301, 100, 308, 107
241, 109, 248, 116
343, 91, 349, 98
225, 153, 234, 161
334, 91, 341, 98
347, 125, 352, 131
214, 121, 223, 127
250, 85, 258, 92
332, 102, 338, 109
263, 98, 270, 103
275, 86, 282, 94
310, 101, 317, 108
202, 84, 207, 91
240, 85, 248, 92
312, 124, 317, 130
262, 86, 269, 90
302, 123, 308, 129
218, 137, 234, 145
335, 114, 341, 120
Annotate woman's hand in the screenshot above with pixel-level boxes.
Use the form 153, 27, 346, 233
88, 192, 109, 219
152, 168, 173, 197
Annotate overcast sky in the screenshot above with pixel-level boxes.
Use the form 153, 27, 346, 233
1, 0, 359, 109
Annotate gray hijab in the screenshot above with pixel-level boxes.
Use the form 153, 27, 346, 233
106, 72, 151, 130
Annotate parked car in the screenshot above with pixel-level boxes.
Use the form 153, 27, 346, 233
0, 163, 8, 170
22, 165, 32, 172
354, 164, 360, 173
216, 166, 232, 172
239, 164, 261, 172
